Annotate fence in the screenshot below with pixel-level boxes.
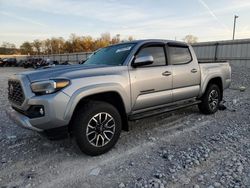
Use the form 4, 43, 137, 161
30, 52, 93, 64
0, 55, 28, 61
192, 38, 250, 68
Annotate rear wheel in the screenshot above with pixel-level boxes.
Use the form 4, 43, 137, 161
198, 84, 221, 114
73, 101, 122, 156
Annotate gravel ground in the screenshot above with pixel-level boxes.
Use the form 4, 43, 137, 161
0, 66, 249, 188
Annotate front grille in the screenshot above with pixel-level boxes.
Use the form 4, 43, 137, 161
8, 79, 25, 106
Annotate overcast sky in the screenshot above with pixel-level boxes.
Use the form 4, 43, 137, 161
0, 0, 250, 47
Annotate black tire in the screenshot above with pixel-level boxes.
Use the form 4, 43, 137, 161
73, 101, 122, 156
198, 84, 221, 114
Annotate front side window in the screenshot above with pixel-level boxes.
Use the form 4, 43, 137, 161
168, 46, 192, 65
137, 46, 166, 66
84, 43, 135, 66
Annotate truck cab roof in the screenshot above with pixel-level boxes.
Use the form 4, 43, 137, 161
114, 39, 189, 47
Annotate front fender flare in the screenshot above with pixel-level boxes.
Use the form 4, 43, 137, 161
63, 83, 130, 121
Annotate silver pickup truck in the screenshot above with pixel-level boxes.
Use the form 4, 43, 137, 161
7, 39, 231, 155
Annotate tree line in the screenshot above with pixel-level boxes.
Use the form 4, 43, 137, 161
0, 34, 198, 55
0, 33, 134, 55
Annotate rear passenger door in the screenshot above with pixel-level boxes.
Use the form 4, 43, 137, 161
167, 43, 201, 102
130, 43, 173, 111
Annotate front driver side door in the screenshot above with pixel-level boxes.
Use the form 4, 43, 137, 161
129, 43, 173, 111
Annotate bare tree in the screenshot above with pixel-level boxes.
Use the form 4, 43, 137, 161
81, 36, 94, 52
49, 37, 65, 54
63, 41, 73, 53
183, 35, 198, 44
111, 34, 121, 44
57, 37, 65, 54
128, 36, 134, 41
43, 39, 52, 54
1, 42, 16, 49
32, 40, 42, 54
101, 32, 111, 43
20, 42, 33, 55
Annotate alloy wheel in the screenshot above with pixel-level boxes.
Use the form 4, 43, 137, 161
208, 89, 219, 111
86, 112, 116, 147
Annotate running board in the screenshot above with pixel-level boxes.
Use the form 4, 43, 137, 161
129, 100, 201, 121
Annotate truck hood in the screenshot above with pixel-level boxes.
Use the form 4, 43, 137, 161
18, 64, 125, 82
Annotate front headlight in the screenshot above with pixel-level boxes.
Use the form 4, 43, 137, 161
31, 79, 70, 95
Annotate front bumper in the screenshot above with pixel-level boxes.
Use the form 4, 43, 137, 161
7, 90, 71, 131
8, 74, 72, 131
6, 108, 43, 132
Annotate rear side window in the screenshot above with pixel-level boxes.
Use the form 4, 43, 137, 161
137, 46, 166, 66
168, 46, 192, 65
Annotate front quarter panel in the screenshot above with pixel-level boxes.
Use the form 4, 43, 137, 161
63, 67, 131, 121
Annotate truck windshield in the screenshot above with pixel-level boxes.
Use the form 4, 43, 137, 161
84, 43, 135, 66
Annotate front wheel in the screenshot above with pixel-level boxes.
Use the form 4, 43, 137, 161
198, 84, 221, 114
73, 101, 122, 156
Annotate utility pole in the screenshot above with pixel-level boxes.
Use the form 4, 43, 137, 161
232, 15, 239, 40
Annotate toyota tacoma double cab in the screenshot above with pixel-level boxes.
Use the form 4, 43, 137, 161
7, 40, 231, 156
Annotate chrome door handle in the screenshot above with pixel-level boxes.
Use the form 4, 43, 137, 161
162, 71, 172, 76
191, 68, 198, 73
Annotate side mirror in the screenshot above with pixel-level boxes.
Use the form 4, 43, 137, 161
132, 55, 154, 67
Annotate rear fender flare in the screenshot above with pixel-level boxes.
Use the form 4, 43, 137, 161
199, 74, 223, 98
